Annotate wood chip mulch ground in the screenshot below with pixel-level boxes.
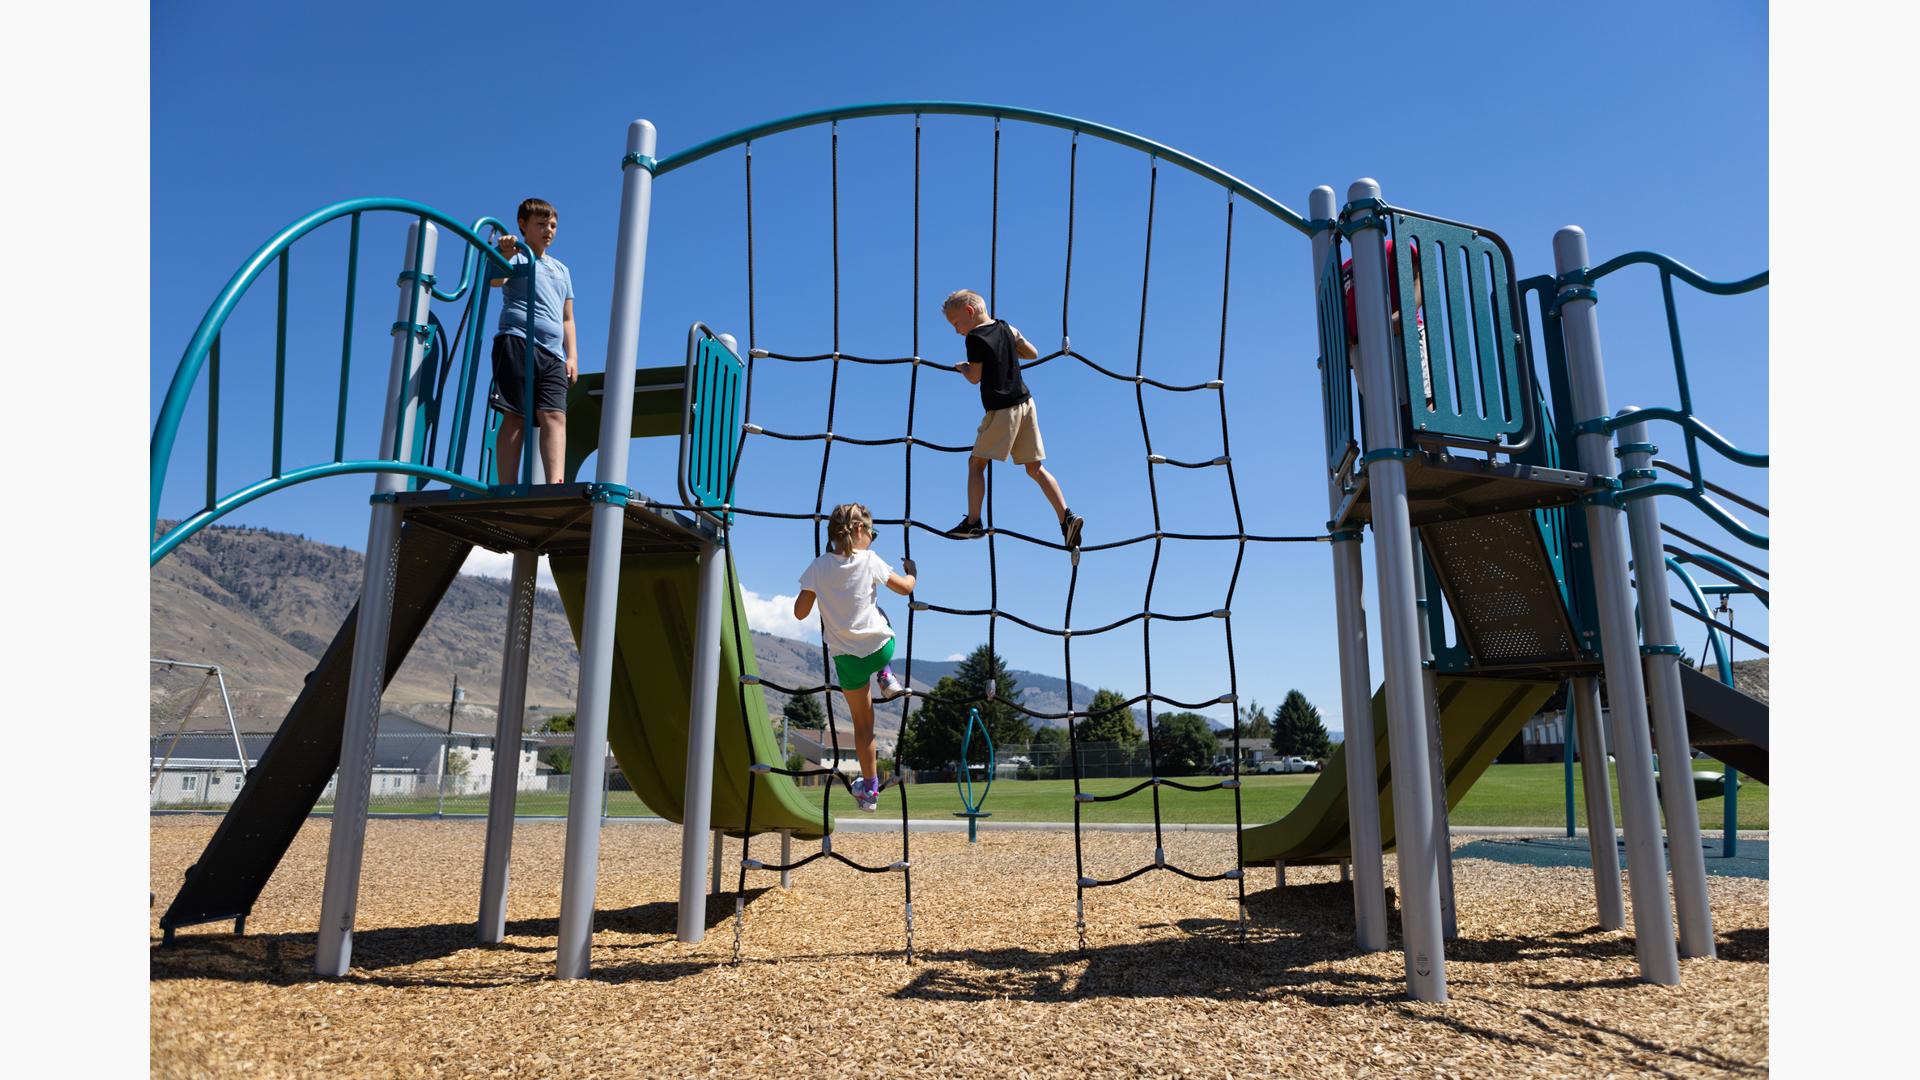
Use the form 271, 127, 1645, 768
151, 817, 1768, 1078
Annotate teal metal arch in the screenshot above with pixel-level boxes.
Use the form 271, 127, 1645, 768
152, 106, 1314, 564
651, 101, 1314, 236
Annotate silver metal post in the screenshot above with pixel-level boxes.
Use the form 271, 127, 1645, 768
316, 220, 438, 976
555, 119, 656, 980
1573, 677, 1625, 929
1618, 410, 1715, 958
1554, 226, 1680, 984
1411, 533, 1458, 941
1309, 184, 1389, 954
478, 550, 536, 943
212, 667, 246, 772
679, 541, 727, 940
1347, 180, 1446, 1002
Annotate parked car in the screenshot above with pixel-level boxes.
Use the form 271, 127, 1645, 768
1257, 756, 1320, 775
1208, 759, 1237, 775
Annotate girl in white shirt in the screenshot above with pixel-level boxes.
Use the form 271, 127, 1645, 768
794, 503, 918, 811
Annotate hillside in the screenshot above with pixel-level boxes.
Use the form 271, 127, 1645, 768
152, 524, 582, 728
151, 524, 1103, 738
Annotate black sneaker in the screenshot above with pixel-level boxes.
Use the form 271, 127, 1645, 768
948, 516, 987, 539
1061, 512, 1085, 550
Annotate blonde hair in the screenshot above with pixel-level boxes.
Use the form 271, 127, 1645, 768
942, 289, 986, 315
826, 502, 873, 556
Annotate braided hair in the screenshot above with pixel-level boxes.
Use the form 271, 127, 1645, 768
826, 502, 873, 556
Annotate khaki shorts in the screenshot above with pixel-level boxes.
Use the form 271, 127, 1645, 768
972, 399, 1046, 464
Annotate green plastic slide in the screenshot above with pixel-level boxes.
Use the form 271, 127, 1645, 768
1240, 676, 1556, 866
548, 550, 832, 839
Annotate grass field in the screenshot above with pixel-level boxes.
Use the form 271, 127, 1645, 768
333, 760, 1768, 829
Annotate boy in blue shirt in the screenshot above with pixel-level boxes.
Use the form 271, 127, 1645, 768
488, 197, 577, 485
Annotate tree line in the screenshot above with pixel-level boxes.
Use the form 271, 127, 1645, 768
779, 644, 1333, 776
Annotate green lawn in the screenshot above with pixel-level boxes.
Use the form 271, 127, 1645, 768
343, 760, 1766, 830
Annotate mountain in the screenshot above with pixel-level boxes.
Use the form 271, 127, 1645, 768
150, 524, 1101, 741
152, 523, 581, 731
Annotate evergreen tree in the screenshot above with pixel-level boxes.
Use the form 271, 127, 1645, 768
895, 644, 1032, 769
1274, 689, 1333, 760
1151, 711, 1219, 774
1077, 688, 1141, 745
782, 692, 826, 730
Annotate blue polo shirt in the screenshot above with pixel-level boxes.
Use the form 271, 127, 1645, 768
495, 251, 574, 358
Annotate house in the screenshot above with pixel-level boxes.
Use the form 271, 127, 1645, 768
151, 711, 543, 808
784, 725, 893, 777
1213, 730, 1274, 764
1509, 706, 1613, 764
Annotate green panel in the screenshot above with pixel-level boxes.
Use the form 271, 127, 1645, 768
1391, 214, 1526, 443
684, 334, 743, 518
1315, 238, 1357, 476
562, 365, 688, 482
549, 550, 830, 838
1238, 676, 1556, 865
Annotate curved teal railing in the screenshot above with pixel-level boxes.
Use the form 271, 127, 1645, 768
151, 198, 531, 564
1565, 253, 1769, 548
651, 101, 1313, 237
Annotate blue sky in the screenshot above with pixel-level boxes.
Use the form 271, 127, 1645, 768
147, 0, 1769, 733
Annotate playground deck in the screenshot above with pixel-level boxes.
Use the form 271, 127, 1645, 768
151, 817, 1768, 1078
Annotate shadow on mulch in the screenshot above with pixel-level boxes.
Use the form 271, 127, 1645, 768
1397, 993, 1768, 1076
890, 879, 1725, 1006
149, 889, 771, 989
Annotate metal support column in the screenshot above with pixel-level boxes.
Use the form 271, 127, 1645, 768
316, 220, 438, 976
477, 550, 537, 943
1347, 180, 1445, 1002
1573, 677, 1625, 929
554, 119, 656, 980
1618, 409, 1715, 958
1309, 184, 1389, 954
1554, 226, 1680, 984
1412, 533, 1458, 941
678, 541, 727, 940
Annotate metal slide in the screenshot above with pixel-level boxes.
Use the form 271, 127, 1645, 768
1678, 665, 1768, 783
548, 550, 832, 839
1239, 676, 1557, 866
159, 523, 474, 939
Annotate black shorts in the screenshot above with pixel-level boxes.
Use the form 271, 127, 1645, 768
490, 334, 569, 417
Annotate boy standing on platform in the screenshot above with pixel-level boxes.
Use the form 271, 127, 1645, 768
942, 289, 1084, 549
489, 197, 577, 485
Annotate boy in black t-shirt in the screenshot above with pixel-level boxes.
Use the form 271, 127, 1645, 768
942, 289, 1084, 549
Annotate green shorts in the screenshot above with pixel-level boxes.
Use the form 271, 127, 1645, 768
831, 637, 896, 692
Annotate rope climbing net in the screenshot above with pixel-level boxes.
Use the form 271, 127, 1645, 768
700, 117, 1328, 961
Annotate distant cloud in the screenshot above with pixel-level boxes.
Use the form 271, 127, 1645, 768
740, 588, 819, 643
945, 653, 965, 662
461, 549, 557, 592
460, 553, 817, 644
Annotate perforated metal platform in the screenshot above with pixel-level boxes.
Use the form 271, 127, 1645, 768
1333, 451, 1589, 530
393, 484, 716, 558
